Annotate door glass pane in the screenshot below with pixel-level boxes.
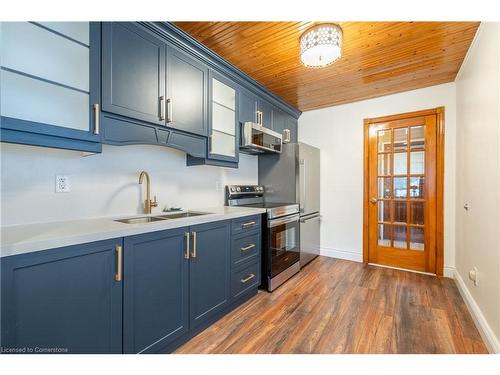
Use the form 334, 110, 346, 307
410, 227, 424, 250
212, 102, 236, 135
409, 176, 425, 198
394, 127, 408, 151
378, 130, 391, 152
393, 225, 407, 249
394, 201, 407, 224
410, 126, 425, 149
212, 78, 235, 110
378, 201, 390, 222
393, 177, 407, 198
410, 202, 424, 225
378, 153, 391, 176
394, 152, 407, 175
211, 130, 235, 157
378, 224, 391, 247
378, 177, 391, 199
410, 151, 425, 174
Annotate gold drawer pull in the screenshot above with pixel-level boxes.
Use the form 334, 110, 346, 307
241, 244, 256, 252
191, 231, 197, 258
242, 221, 256, 228
184, 232, 190, 259
240, 273, 255, 283
115, 244, 123, 282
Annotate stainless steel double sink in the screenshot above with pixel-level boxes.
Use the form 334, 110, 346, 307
114, 211, 209, 224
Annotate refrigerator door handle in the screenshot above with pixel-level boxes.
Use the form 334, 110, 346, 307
299, 159, 306, 214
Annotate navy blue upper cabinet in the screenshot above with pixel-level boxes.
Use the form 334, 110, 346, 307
239, 88, 259, 124
286, 116, 298, 143
272, 107, 286, 135
0, 239, 123, 354
166, 46, 208, 136
102, 22, 166, 125
189, 220, 231, 329
0, 22, 101, 153
123, 228, 189, 354
258, 100, 274, 129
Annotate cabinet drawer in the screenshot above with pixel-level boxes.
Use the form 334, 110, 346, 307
231, 261, 260, 300
232, 232, 260, 267
231, 215, 261, 235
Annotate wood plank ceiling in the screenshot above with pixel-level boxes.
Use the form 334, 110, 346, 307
174, 22, 479, 112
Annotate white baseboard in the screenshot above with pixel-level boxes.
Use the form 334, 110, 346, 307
453, 269, 500, 353
320, 247, 362, 262
443, 266, 455, 278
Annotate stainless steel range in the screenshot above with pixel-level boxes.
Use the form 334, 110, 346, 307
226, 185, 300, 291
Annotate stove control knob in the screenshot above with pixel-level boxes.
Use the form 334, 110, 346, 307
236, 187, 241, 192
230, 187, 235, 192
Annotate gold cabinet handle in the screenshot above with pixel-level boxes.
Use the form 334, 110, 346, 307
93, 103, 100, 135
166, 98, 172, 123
191, 231, 197, 258
242, 221, 256, 228
115, 244, 123, 282
370, 197, 377, 204
184, 232, 190, 259
241, 244, 255, 252
159, 96, 165, 121
240, 273, 255, 283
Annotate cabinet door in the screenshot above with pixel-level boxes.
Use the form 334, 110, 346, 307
189, 221, 231, 329
0, 239, 123, 354
166, 46, 208, 136
258, 99, 274, 128
0, 22, 101, 152
239, 88, 258, 124
272, 107, 287, 136
286, 116, 298, 143
102, 22, 166, 125
123, 228, 189, 353
208, 71, 239, 162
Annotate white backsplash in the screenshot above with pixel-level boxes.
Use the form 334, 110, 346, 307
0, 143, 258, 226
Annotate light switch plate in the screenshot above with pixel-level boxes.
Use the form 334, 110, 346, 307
55, 175, 70, 193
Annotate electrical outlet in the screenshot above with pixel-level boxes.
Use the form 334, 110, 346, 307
55, 175, 71, 193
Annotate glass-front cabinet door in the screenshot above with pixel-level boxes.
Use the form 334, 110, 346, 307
208, 71, 238, 163
0, 22, 100, 151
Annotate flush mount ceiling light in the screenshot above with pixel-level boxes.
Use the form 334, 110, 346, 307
300, 23, 343, 68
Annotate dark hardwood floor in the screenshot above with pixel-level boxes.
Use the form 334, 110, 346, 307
176, 257, 488, 354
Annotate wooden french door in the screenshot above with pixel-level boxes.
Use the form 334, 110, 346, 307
365, 109, 443, 274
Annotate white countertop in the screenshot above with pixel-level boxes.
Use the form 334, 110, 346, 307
0, 206, 265, 258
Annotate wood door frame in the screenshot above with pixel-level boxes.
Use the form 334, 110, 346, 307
363, 107, 445, 276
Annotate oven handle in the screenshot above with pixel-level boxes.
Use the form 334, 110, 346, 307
268, 214, 300, 228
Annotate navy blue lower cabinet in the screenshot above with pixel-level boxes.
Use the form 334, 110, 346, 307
123, 228, 189, 353
189, 220, 231, 330
0, 239, 123, 354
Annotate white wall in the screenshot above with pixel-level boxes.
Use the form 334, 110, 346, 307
455, 22, 500, 352
298, 83, 457, 270
0, 143, 258, 226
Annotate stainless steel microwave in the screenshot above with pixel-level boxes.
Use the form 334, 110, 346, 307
240, 122, 282, 154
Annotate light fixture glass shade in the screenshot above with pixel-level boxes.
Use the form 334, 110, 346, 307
300, 23, 342, 68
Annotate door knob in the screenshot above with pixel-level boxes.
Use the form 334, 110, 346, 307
370, 197, 377, 204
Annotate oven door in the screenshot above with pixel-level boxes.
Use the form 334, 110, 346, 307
268, 214, 300, 278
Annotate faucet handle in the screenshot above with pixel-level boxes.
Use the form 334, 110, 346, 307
151, 195, 158, 207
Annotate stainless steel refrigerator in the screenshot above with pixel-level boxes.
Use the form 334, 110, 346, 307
258, 142, 320, 268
